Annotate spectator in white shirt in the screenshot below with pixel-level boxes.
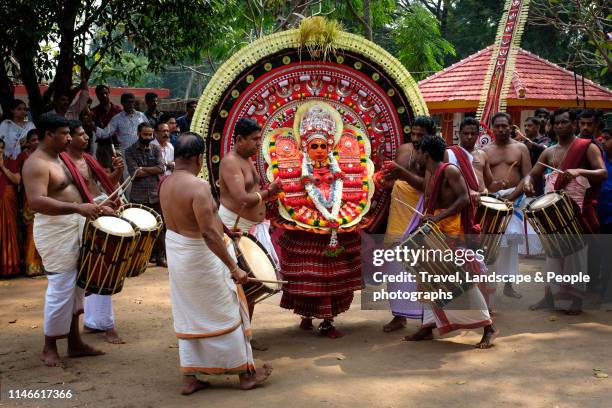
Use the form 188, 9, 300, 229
0, 99, 35, 159
151, 121, 174, 176
96, 93, 149, 154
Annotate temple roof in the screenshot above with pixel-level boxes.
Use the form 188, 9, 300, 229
418, 45, 612, 108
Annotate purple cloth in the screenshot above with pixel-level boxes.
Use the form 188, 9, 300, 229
389, 195, 424, 319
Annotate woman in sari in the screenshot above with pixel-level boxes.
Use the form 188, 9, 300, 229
0, 138, 22, 276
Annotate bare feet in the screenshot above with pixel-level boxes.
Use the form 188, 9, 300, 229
181, 375, 210, 395
318, 321, 343, 339
403, 326, 434, 341
529, 293, 554, 311
299, 317, 313, 330
475, 324, 499, 349
504, 283, 522, 299
239, 363, 273, 390
104, 328, 125, 344
68, 342, 105, 358
383, 316, 406, 333
41, 345, 65, 368
250, 338, 268, 351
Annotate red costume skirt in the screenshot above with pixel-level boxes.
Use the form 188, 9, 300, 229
279, 230, 362, 319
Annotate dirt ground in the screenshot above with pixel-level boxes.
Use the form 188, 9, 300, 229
1, 258, 612, 408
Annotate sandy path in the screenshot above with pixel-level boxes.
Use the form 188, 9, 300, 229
1, 258, 611, 408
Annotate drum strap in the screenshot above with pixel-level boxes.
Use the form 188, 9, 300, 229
553, 138, 600, 233
554, 138, 591, 191
60, 152, 119, 206
60, 153, 95, 203
448, 145, 479, 192
83, 153, 117, 198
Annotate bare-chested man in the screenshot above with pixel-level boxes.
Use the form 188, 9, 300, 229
377, 116, 433, 332
524, 108, 607, 314
403, 135, 498, 348
217, 118, 281, 350
159, 133, 272, 395
451, 117, 495, 193
22, 113, 112, 367
484, 112, 532, 299
63, 121, 126, 344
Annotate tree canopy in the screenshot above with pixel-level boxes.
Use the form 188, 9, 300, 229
1, 0, 609, 114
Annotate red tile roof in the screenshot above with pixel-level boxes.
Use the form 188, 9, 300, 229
418, 45, 612, 103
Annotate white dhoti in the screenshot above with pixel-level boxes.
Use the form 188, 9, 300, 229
422, 287, 491, 335
218, 204, 279, 269
487, 191, 541, 305
84, 193, 115, 331
546, 246, 589, 296
166, 230, 255, 375
84, 295, 115, 330
34, 213, 86, 338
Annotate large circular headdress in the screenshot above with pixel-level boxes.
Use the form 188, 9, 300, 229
192, 17, 428, 231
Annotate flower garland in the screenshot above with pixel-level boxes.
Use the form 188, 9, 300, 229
302, 151, 344, 255
271, 131, 370, 233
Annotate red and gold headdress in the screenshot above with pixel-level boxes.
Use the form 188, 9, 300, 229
294, 101, 343, 148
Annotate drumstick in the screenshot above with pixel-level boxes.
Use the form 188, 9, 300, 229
503, 161, 518, 184
99, 170, 138, 207
232, 203, 246, 232
393, 197, 424, 217
111, 143, 118, 157
537, 161, 563, 174
248, 278, 288, 284
513, 127, 534, 144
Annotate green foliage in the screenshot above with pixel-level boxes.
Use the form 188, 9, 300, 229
393, 3, 456, 80
0, 0, 233, 113
442, 0, 501, 65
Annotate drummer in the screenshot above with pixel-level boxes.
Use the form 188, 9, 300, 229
378, 116, 433, 333
484, 113, 532, 300
159, 133, 273, 394
22, 113, 111, 367
403, 135, 498, 348
217, 118, 281, 350
523, 108, 607, 314
63, 120, 126, 344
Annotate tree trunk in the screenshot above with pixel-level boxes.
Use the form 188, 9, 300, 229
46, 0, 81, 108
363, 0, 373, 41
13, 45, 44, 118
440, 0, 450, 37
0, 60, 14, 119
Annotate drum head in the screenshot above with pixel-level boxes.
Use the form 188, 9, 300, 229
530, 192, 561, 210
480, 196, 509, 210
237, 236, 277, 289
121, 208, 158, 230
92, 216, 135, 237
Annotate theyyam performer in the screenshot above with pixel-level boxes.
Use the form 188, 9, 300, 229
22, 113, 110, 367
190, 16, 430, 339
160, 133, 272, 395
268, 101, 371, 338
